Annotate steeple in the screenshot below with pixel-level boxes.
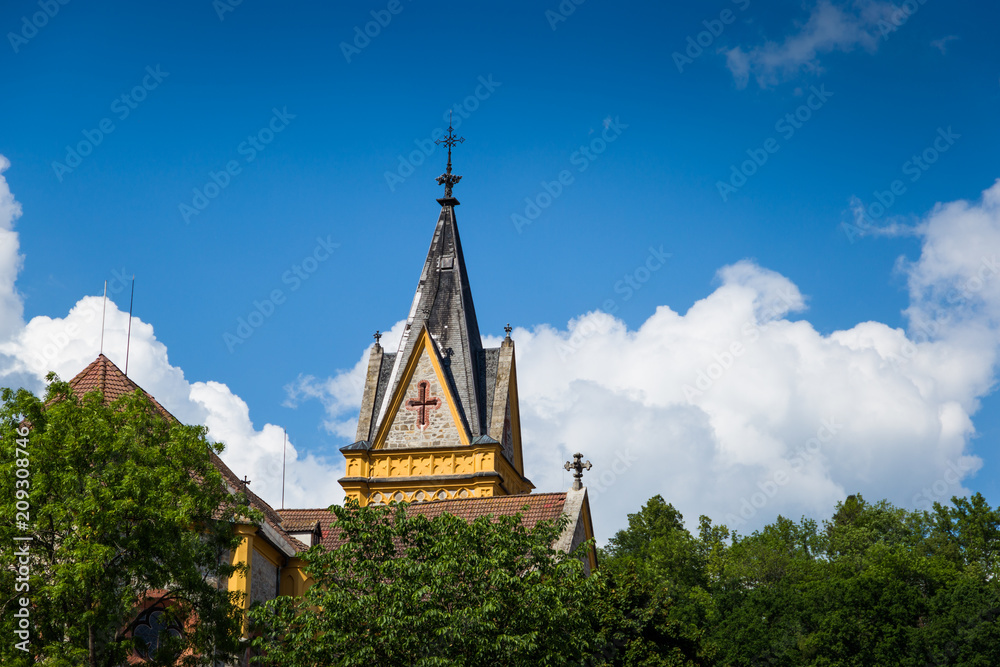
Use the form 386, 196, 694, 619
341, 135, 533, 506
375, 196, 486, 439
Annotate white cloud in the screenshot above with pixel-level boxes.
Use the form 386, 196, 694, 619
727, 1, 900, 89
283, 319, 407, 440
4, 152, 1000, 544
297, 182, 1000, 542
0, 155, 342, 512
0, 155, 24, 341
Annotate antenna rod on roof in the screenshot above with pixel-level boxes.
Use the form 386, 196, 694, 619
281, 429, 287, 510
124, 275, 135, 377
99, 280, 108, 355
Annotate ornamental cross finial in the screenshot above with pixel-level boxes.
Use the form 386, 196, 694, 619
241, 475, 251, 487
435, 111, 464, 198
374, 330, 382, 345
504, 323, 512, 338
564, 453, 592, 491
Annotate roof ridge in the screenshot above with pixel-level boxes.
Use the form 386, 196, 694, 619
61, 355, 306, 554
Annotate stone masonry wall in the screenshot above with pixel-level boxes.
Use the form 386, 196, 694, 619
385, 350, 463, 449
250, 547, 277, 604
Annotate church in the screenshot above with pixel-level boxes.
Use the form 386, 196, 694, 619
65, 126, 597, 643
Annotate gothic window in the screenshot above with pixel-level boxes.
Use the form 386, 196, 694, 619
133, 606, 182, 661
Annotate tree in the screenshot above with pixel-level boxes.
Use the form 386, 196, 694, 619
709, 494, 1000, 666
249, 500, 599, 666
0, 377, 250, 667
598, 496, 718, 665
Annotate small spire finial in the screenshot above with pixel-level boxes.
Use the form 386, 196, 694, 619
435, 111, 464, 199
374, 330, 382, 345
504, 323, 512, 338
563, 453, 592, 491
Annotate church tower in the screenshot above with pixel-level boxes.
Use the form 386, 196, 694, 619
338, 123, 534, 506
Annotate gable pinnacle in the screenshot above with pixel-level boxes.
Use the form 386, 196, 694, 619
435, 111, 464, 200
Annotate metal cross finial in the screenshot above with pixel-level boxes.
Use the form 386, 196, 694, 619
435, 111, 464, 198
504, 323, 512, 338
564, 453, 592, 491
241, 475, 251, 487
374, 330, 382, 345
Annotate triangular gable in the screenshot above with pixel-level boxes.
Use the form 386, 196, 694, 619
372, 326, 471, 449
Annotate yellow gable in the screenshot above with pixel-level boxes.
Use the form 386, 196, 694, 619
373, 327, 470, 450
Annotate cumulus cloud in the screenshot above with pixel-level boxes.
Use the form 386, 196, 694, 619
4, 151, 1000, 544
298, 182, 1000, 542
727, 1, 901, 89
0, 156, 24, 341
0, 156, 341, 512
283, 319, 407, 440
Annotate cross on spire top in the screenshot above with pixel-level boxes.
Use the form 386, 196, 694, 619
373, 330, 382, 345
435, 111, 464, 200
564, 453, 592, 490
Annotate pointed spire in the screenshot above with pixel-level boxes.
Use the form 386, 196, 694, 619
374, 194, 486, 439
435, 112, 464, 204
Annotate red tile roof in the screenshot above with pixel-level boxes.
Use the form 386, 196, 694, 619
67, 354, 177, 421
277, 492, 568, 551
66, 355, 307, 554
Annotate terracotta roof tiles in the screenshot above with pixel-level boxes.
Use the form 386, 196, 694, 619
277, 492, 568, 551
66, 355, 307, 555
67, 354, 177, 422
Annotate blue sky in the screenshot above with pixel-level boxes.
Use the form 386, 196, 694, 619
2, 0, 999, 540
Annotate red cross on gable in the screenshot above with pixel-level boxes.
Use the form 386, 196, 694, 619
406, 380, 440, 428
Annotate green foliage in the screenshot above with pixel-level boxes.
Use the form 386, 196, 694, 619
596, 496, 718, 665
8, 375, 1000, 667
600, 493, 1000, 666
590, 559, 713, 667
708, 494, 1000, 666
250, 500, 599, 666
0, 378, 250, 667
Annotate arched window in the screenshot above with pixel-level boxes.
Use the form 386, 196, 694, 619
133, 606, 183, 661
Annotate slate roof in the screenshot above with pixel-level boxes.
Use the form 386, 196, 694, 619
277, 492, 568, 551
66, 355, 307, 555
370, 202, 489, 440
